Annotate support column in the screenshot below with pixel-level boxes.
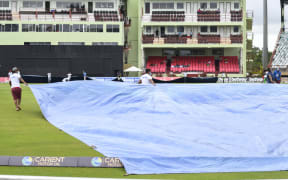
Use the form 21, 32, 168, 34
262, 0, 268, 69
281, 2, 285, 32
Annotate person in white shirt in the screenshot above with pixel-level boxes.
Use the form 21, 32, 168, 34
9, 67, 28, 111
138, 69, 155, 85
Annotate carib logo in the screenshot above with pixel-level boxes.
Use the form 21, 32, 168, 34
22, 156, 33, 166
91, 157, 102, 167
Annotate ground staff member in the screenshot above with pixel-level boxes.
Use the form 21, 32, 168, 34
273, 68, 282, 84
138, 69, 155, 85
9, 67, 28, 111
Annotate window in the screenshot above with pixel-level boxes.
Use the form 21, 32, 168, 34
12, 24, 18, 32
84, 24, 89, 32
4, 24, 11, 32
45, 24, 52, 32
23, 1, 43, 8
58, 42, 85, 45
22, 24, 29, 32
112, 25, 119, 32
38, 24, 45, 32
146, 26, 151, 34
167, 26, 174, 33
234, 2, 240, 9
56, 2, 82, 9
0, 1, 9, 7
96, 24, 103, 32
63, 24, 70, 32
24, 42, 51, 45
177, 3, 184, 9
200, 26, 208, 33
152, 2, 174, 9
55, 24, 62, 32
200, 3, 207, 9
95, 2, 114, 9
210, 2, 217, 9
106, 24, 119, 32
210, 26, 217, 33
177, 26, 184, 33
90, 24, 97, 32
72, 24, 80, 32
145, 2, 150, 14
233, 26, 239, 33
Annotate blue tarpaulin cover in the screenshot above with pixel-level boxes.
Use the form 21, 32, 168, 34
30, 81, 288, 174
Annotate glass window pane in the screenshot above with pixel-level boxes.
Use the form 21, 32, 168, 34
210, 2, 217, 9
234, 3, 240, 9
72, 24, 80, 32
46, 24, 52, 32
177, 3, 184, 9
167, 26, 174, 33
201, 26, 208, 33
200, 3, 207, 9
63, 24, 70, 32
96, 24, 103, 32
90, 24, 97, 32
106, 24, 113, 32
113, 25, 119, 32
177, 26, 184, 33
84, 24, 89, 32
5, 24, 11, 32
233, 26, 239, 33
210, 26, 217, 33
22, 24, 29, 32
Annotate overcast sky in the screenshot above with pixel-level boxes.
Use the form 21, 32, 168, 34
247, 0, 282, 51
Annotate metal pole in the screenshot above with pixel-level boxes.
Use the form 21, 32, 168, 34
281, 1, 285, 32
263, 0, 268, 69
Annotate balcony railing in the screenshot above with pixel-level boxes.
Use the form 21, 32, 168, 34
142, 34, 243, 45
142, 9, 243, 23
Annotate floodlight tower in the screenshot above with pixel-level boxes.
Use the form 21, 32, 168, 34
263, 0, 268, 69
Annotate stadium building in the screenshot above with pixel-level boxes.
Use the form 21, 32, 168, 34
125, 0, 253, 77
0, 0, 252, 77
0, 0, 126, 76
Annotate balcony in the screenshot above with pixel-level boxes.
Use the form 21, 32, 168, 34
0, 10, 12, 21
151, 11, 185, 22
142, 34, 243, 46
197, 10, 220, 22
142, 10, 243, 23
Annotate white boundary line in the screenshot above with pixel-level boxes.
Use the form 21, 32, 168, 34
0, 175, 155, 180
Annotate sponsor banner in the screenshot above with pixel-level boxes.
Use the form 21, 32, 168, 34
0, 77, 9, 83
0, 156, 123, 168
153, 77, 182, 81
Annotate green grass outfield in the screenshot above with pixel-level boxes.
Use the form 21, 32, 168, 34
1, 83, 288, 180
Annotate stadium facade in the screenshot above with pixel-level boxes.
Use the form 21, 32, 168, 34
0, 0, 252, 77
126, 0, 253, 77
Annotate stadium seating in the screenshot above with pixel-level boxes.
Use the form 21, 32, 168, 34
219, 56, 240, 73
170, 56, 216, 73
231, 10, 242, 22
0, 10, 12, 20
146, 56, 167, 73
151, 11, 185, 22
198, 33, 220, 44
94, 11, 119, 21
272, 32, 288, 68
142, 35, 154, 44
197, 10, 220, 22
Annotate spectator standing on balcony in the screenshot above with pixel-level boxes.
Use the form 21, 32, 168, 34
9, 67, 28, 111
273, 68, 282, 84
138, 69, 155, 85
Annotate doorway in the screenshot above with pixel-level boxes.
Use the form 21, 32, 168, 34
88, 2, 93, 13
11, 1, 17, 13
45, 1, 50, 12
160, 26, 165, 37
